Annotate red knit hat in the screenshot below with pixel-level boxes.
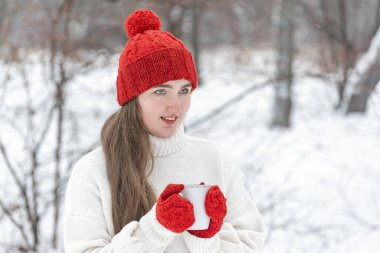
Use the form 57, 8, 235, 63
116, 9, 198, 106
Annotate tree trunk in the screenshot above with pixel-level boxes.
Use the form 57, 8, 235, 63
50, 0, 73, 248
345, 26, 380, 114
166, 4, 185, 39
336, 0, 349, 109
346, 47, 380, 113
271, 0, 295, 128
191, 1, 202, 86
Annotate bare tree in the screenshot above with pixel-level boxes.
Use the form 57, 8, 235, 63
0, 54, 53, 251
302, 0, 380, 110
47, 0, 74, 247
0, 0, 107, 251
345, 26, 380, 113
270, 0, 296, 128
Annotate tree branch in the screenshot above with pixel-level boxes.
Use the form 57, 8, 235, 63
187, 79, 272, 130
0, 198, 30, 246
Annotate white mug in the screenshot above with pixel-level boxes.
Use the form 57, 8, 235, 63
181, 184, 212, 230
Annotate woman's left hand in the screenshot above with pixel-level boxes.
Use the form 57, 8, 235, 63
188, 185, 227, 238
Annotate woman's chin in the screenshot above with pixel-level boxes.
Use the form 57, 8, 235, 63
157, 129, 177, 138
153, 125, 179, 138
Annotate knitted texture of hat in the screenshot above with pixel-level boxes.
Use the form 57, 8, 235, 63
116, 9, 198, 106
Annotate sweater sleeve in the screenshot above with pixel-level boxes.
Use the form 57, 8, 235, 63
63, 158, 177, 253
182, 148, 268, 253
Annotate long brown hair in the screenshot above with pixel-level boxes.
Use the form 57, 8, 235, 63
100, 98, 157, 234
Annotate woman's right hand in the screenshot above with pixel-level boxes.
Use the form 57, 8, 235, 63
156, 184, 195, 233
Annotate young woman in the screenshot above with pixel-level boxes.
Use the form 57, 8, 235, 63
64, 9, 267, 253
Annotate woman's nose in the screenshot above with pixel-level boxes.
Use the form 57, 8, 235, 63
166, 97, 182, 112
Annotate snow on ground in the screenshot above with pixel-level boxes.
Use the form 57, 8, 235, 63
185, 47, 380, 253
1, 46, 379, 252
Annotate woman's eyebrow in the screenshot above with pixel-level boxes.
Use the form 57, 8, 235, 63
155, 83, 192, 89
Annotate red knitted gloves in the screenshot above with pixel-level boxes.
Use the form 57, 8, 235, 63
156, 183, 227, 237
156, 184, 195, 233
188, 185, 227, 238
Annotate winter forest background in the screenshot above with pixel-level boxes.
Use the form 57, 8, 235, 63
0, 0, 380, 252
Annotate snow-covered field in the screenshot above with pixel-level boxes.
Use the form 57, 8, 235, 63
0, 46, 379, 252
188, 47, 380, 253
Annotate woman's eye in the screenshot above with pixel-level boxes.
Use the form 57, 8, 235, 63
179, 88, 190, 95
154, 89, 166, 95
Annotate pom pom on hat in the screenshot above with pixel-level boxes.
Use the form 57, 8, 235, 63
125, 9, 161, 38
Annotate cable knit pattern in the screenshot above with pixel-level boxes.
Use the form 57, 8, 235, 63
64, 124, 268, 253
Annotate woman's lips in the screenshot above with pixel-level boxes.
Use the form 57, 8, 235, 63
161, 117, 177, 125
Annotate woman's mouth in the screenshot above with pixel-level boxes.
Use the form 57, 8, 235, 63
161, 116, 178, 125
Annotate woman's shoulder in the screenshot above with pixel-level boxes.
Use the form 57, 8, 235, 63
70, 146, 106, 179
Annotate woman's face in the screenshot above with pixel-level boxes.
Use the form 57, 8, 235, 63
137, 79, 192, 138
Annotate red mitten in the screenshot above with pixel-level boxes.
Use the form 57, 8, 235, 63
156, 184, 195, 233
188, 185, 227, 238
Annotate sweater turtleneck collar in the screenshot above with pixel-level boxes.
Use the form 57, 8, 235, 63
148, 124, 187, 157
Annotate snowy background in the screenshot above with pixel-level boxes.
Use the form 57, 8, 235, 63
1, 45, 379, 252
2, 0, 380, 251
187, 47, 380, 253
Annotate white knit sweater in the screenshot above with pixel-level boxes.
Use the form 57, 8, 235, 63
63, 124, 268, 253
